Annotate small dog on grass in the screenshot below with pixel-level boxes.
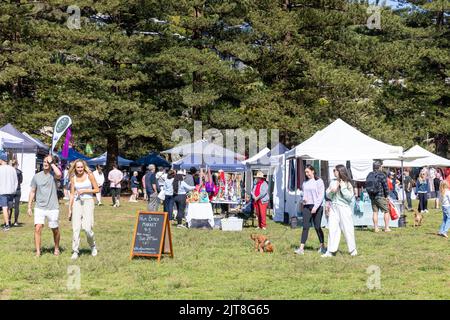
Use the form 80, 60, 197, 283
250, 234, 274, 253
413, 209, 423, 227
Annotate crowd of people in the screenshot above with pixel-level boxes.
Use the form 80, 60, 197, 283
292, 160, 450, 257
1, 148, 450, 260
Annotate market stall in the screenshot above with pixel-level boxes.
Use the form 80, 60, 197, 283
1, 123, 49, 202
277, 118, 405, 228
185, 186, 214, 228
164, 138, 246, 220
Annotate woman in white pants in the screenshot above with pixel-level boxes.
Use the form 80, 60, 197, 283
69, 160, 100, 260
322, 164, 357, 257
93, 165, 104, 206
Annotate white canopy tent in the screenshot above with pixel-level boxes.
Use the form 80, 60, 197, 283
383, 145, 450, 168
285, 119, 403, 161
242, 147, 270, 166
277, 119, 404, 227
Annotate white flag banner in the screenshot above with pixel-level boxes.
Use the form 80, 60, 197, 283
51, 115, 72, 155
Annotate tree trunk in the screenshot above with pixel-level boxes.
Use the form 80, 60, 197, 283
106, 134, 119, 172
434, 134, 449, 158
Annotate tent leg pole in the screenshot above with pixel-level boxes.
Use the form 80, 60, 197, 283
401, 160, 405, 214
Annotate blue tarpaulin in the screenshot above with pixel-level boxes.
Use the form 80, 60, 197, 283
58, 148, 91, 162
132, 152, 170, 168
172, 154, 246, 172
87, 152, 133, 167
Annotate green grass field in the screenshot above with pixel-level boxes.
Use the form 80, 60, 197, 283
0, 197, 448, 300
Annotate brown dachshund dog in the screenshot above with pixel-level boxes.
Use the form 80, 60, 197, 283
250, 234, 274, 253
413, 209, 423, 227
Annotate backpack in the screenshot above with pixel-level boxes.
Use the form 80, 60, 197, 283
365, 171, 381, 197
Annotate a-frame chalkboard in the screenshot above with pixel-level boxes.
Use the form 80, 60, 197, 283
130, 211, 174, 262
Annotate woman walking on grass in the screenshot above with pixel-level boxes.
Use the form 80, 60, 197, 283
416, 170, 429, 213
294, 165, 326, 255
322, 165, 357, 257
68, 160, 99, 260
438, 180, 450, 238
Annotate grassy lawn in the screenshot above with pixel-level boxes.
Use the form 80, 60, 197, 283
0, 197, 448, 300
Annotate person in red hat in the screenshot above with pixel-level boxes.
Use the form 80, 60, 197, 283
251, 171, 269, 230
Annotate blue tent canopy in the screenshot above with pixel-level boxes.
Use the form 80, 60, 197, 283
172, 154, 246, 172
58, 148, 91, 162
87, 152, 133, 167
132, 152, 171, 168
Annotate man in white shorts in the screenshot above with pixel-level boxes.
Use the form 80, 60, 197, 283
28, 155, 62, 257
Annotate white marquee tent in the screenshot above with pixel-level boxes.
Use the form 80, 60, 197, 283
284, 118, 403, 161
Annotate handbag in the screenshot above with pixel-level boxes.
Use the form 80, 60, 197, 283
157, 188, 165, 201
388, 199, 399, 220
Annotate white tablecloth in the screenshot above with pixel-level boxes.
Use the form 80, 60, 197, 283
186, 203, 215, 228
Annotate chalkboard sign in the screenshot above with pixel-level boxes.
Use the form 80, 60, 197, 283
130, 211, 173, 262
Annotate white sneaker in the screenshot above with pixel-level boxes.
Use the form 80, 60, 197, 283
71, 252, 79, 260
294, 248, 305, 255
321, 251, 335, 258
91, 247, 98, 257
116, 201, 120, 207
350, 249, 358, 256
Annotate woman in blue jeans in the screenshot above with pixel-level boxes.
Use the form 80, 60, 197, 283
163, 170, 175, 220
415, 171, 429, 213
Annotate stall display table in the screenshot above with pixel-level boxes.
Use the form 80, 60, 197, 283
210, 200, 242, 215
319, 193, 400, 228
186, 202, 215, 228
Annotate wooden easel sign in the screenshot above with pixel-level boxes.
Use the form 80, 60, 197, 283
130, 211, 174, 262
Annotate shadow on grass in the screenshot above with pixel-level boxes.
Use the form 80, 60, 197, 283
39, 246, 67, 255
77, 248, 95, 256
289, 244, 316, 251
11, 223, 25, 228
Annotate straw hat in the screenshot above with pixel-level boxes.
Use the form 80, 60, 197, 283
254, 171, 265, 178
